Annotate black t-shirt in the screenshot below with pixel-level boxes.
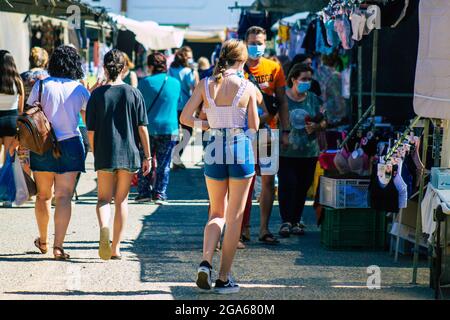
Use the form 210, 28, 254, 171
86, 84, 148, 171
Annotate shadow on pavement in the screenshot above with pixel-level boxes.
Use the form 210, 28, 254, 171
131, 167, 432, 299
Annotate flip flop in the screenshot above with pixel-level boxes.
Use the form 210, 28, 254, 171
99, 227, 112, 261
258, 233, 280, 245
111, 255, 122, 260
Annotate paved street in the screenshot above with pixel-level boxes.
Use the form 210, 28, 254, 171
0, 148, 436, 300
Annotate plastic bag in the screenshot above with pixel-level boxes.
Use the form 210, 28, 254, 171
0, 153, 16, 202
12, 153, 29, 206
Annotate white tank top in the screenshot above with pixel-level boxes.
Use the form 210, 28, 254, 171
0, 84, 18, 111
203, 76, 248, 129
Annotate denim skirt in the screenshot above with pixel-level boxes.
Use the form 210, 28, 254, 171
30, 136, 86, 174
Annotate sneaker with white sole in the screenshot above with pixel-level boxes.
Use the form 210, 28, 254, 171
214, 276, 240, 294
196, 261, 212, 290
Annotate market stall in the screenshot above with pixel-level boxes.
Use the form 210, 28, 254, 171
0, 0, 114, 73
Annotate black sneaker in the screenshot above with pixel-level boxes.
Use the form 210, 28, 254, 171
135, 195, 152, 203
196, 261, 212, 290
214, 277, 240, 294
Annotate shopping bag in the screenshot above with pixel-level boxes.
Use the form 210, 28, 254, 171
0, 153, 16, 202
12, 153, 29, 206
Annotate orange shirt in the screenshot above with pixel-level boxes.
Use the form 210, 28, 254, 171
246, 57, 286, 128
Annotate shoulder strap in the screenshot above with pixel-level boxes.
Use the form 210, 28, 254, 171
232, 79, 249, 108
38, 79, 43, 103
148, 74, 168, 113
244, 64, 265, 95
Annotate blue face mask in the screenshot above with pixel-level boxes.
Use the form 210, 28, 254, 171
236, 70, 245, 78
248, 45, 265, 59
297, 81, 311, 93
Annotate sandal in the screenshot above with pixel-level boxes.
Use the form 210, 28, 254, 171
53, 246, 70, 260
291, 223, 305, 236
279, 222, 292, 238
111, 255, 122, 260
237, 240, 246, 250
34, 238, 48, 254
258, 233, 280, 245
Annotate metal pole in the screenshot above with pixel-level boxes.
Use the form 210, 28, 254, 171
358, 45, 363, 120
371, 29, 379, 121
412, 119, 429, 284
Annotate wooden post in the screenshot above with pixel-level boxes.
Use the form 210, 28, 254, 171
412, 118, 429, 284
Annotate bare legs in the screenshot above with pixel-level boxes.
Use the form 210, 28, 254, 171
203, 177, 253, 282
96, 170, 133, 258
34, 171, 77, 256
259, 174, 275, 238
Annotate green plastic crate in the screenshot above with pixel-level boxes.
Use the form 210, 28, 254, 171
321, 207, 387, 251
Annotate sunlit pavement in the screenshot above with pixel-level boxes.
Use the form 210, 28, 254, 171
0, 145, 436, 300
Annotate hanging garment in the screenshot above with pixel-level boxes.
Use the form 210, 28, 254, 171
316, 19, 333, 55
341, 67, 351, 99
334, 15, 354, 50
325, 19, 340, 48
394, 162, 408, 209
288, 24, 306, 59
278, 24, 290, 43
369, 163, 400, 213
351, 12, 367, 41
413, 0, 450, 119
238, 11, 274, 40
301, 20, 317, 54
421, 186, 440, 239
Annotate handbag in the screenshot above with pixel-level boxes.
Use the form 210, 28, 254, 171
16, 80, 62, 158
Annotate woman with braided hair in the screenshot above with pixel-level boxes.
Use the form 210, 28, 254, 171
181, 39, 259, 294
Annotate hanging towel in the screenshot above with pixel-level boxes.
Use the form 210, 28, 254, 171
413, 1, 450, 119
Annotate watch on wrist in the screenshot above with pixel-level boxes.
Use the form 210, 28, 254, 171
144, 156, 152, 161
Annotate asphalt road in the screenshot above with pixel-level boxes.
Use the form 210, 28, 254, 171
0, 150, 437, 300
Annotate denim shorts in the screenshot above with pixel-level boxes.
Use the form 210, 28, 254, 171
100, 168, 139, 173
30, 136, 86, 174
203, 128, 256, 181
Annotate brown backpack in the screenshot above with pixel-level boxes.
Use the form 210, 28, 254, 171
16, 80, 61, 158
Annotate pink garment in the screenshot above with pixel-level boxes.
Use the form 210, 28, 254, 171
204, 77, 248, 129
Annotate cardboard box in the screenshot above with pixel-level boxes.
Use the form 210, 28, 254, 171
399, 199, 419, 229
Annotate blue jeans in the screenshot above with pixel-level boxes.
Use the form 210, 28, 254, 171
203, 129, 256, 181
137, 135, 176, 200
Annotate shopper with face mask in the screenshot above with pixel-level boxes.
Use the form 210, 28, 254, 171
241, 26, 288, 246
278, 63, 326, 237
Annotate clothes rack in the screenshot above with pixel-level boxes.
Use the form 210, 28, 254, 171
339, 104, 375, 149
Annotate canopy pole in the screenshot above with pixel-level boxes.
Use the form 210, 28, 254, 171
370, 29, 379, 121
412, 118, 429, 284
358, 44, 363, 120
